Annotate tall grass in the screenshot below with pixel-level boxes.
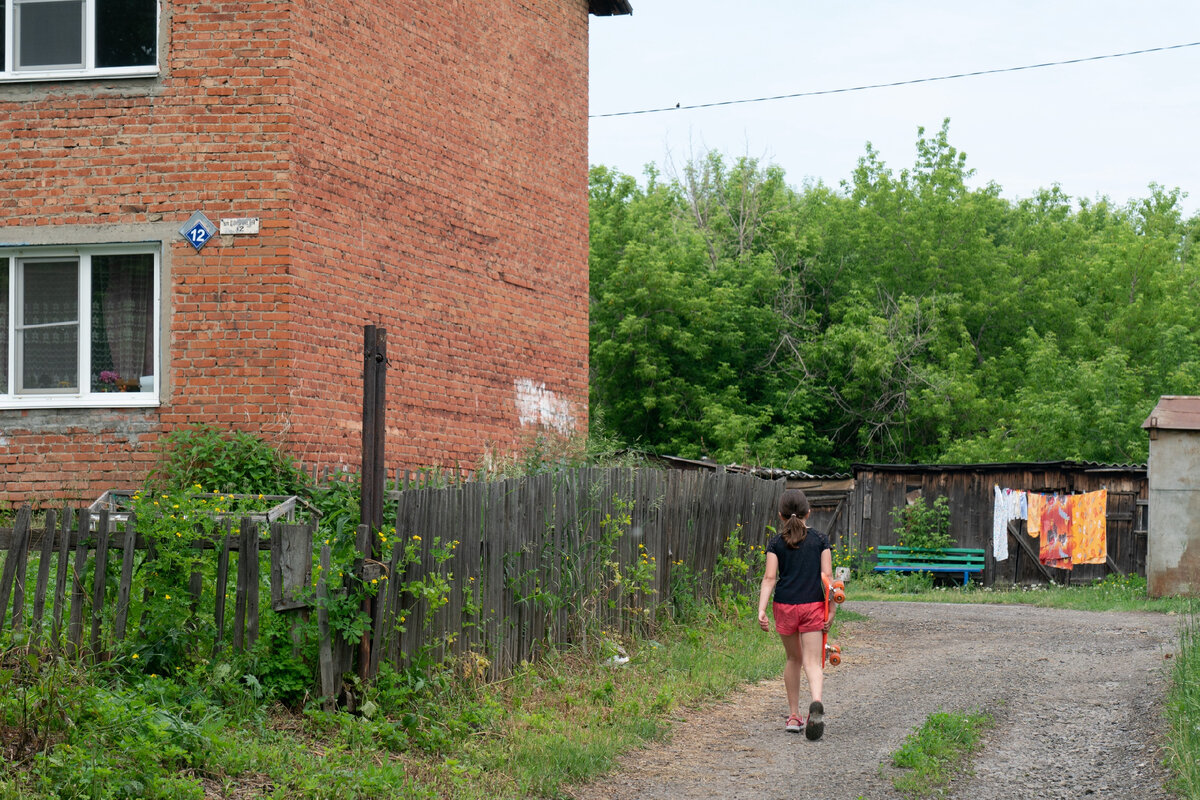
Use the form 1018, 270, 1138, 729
1166, 601, 1200, 798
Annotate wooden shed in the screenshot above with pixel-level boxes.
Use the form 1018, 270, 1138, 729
843, 462, 1148, 586
737, 467, 853, 538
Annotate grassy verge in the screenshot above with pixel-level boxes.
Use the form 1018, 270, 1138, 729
847, 571, 1187, 614
888, 710, 994, 799
1166, 600, 1200, 798
1, 576, 1194, 799
0, 603, 784, 800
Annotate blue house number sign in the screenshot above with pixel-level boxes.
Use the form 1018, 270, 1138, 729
179, 211, 216, 252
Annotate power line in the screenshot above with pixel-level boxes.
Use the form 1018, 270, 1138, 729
590, 41, 1200, 119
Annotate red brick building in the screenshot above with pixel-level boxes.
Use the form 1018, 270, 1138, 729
0, 0, 631, 505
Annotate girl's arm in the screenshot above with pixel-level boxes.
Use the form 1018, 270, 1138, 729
758, 552, 779, 631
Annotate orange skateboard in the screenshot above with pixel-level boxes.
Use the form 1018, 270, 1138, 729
822, 575, 845, 667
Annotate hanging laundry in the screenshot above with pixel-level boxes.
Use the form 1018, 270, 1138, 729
1070, 489, 1107, 565
992, 486, 1027, 561
1027, 493, 1045, 537
1039, 495, 1073, 570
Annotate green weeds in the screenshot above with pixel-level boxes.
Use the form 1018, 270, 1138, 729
889, 709, 994, 798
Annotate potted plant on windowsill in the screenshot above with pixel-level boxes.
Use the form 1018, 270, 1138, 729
98, 370, 121, 392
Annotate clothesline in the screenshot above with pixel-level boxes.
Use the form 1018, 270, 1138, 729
993, 486, 1107, 569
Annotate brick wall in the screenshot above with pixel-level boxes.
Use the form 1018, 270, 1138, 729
0, 0, 591, 506
283, 0, 591, 471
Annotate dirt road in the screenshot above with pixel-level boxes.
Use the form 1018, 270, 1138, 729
569, 601, 1181, 800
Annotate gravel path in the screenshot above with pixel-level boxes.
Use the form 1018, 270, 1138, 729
568, 601, 1182, 800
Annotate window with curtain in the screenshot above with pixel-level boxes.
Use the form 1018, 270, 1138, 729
0, 244, 159, 408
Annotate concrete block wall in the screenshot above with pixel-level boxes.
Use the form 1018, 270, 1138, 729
0, 0, 592, 506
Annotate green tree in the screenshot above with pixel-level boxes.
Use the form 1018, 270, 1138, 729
589, 122, 1200, 469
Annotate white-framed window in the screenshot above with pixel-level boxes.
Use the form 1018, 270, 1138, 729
1, 0, 158, 82
0, 243, 160, 408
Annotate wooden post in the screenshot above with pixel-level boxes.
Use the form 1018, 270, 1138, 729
361, 324, 387, 552
359, 325, 387, 680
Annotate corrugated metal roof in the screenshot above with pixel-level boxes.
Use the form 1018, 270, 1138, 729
736, 466, 853, 481
642, 453, 851, 480
1142, 396, 1200, 432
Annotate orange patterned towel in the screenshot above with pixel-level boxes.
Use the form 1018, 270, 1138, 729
1039, 495, 1072, 570
1027, 493, 1045, 537
1070, 489, 1107, 565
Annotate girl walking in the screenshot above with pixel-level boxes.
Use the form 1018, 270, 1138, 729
757, 488, 834, 740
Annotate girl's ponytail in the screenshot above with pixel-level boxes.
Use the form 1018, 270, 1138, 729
779, 489, 812, 548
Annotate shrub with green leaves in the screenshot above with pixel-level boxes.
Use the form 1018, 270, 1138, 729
892, 496, 953, 550
146, 424, 308, 496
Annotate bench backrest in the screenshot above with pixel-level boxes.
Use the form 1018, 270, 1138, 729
875, 546, 986, 567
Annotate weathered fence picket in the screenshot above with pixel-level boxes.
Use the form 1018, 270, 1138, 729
30, 509, 56, 643
0, 506, 31, 632
51, 506, 73, 647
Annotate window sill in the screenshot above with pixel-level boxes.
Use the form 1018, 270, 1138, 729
0, 394, 161, 410
0, 65, 159, 84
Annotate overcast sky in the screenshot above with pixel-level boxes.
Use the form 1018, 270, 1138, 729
588, 1, 1200, 214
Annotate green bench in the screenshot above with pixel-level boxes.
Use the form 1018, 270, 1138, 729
873, 546, 986, 586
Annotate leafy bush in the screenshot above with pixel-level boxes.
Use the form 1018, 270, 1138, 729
892, 496, 953, 550
146, 425, 309, 496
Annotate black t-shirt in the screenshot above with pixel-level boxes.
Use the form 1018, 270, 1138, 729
766, 528, 830, 605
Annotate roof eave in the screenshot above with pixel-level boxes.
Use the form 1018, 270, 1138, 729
590, 0, 633, 16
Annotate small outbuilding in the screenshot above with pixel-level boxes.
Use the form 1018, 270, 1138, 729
1142, 396, 1200, 597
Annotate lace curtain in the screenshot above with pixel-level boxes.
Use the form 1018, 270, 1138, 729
93, 254, 153, 392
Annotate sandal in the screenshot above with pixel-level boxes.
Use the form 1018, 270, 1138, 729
785, 714, 804, 733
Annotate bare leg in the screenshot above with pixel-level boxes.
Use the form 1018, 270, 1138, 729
779, 632, 804, 718
799, 629, 824, 704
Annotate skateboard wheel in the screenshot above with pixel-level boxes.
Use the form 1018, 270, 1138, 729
831, 584, 845, 604
829, 651, 841, 666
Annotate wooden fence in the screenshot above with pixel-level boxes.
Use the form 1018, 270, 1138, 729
361, 466, 784, 678
0, 467, 783, 700
0, 505, 314, 663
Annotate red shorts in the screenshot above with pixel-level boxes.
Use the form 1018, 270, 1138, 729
773, 601, 825, 635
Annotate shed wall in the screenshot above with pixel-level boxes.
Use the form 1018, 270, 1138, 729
843, 465, 1148, 585
1147, 431, 1200, 596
